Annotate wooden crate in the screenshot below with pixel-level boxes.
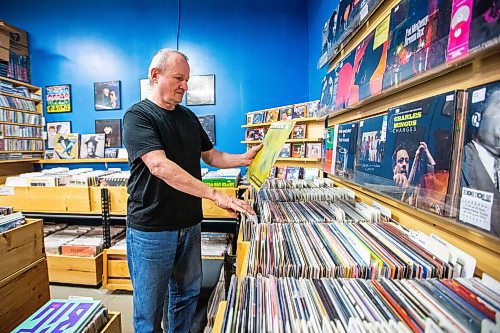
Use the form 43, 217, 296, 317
101, 311, 122, 333
89, 186, 128, 215
46, 252, 103, 285
103, 248, 132, 291
0, 258, 50, 333
0, 186, 90, 212
202, 187, 237, 218
0, 218, 43, 281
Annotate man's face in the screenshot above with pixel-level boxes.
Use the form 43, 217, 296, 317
477, 90, 500, 156
395, 149, 410, 176
109, 91, 117, 102
154, 54, 190, 106
87, 142, 96, 156
103, 88, 110, 97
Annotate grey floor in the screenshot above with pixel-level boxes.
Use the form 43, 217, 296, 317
50, 284, 134, 332
50, 284, 211, 333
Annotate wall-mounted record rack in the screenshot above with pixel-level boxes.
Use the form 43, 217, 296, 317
320, 0, 500, 279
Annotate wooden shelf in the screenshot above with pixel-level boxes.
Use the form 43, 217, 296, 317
37, 158, 128, 164
0, 121, 42, 127
241, 138, 322, 144
0, 76, 40, 92
0, 158, 39, 164
242, 117, 323, 128
276, 157, 321, 162
0, 106, 40, 115
0, 91, 40, 103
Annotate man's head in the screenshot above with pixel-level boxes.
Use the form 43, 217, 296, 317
477, 89, 500, 156
103, 85, 110, 97
109, 89, 117, 104
85, 136, 98, 157
393, 146, 410, 177
148, 49, 190, 109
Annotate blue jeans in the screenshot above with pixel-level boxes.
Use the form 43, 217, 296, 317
127, 224, 202, 333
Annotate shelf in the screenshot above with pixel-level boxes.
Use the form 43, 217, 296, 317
241, 138, 322, 144
0, 92, 41, 103
276, 157, 321, 162
37, 158, 128, 164
242, 117, 323, 128
0, 76, 40, 92
1, 136, 42, 140
0, 158, 40, 164
0, 106, 41, 115
0, 121, 42, 127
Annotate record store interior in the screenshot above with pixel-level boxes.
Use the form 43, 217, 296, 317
0, 0, 499, 332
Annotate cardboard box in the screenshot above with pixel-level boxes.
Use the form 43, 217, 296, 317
0, 21, 28, 48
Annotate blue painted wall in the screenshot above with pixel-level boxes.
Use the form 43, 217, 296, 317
1, 0, 309, 170
307, 0, 340, 101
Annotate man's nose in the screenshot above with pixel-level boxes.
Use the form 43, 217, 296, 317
180, 80, 188, 90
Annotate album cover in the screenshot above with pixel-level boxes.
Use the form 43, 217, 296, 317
286, 167, 301, 180
278, 107, 293, 121
323, 127, 336, 174
469, 0, 500, 50
246, 114, 253, 124
306, 101, 320, 118
460, 81, 500, 236
104, 148, 118, 158
306, 143, 322, 158
383, 0, 453, 90
252, 111, 266, 124
355, 114, 388, 180
265, 109, 279, 123
54, 133, 79, 159
335, 122, 358, 179
276, 166, 287, 179
246, 129, 256, 141
279, 143, 291, 158
95, 119, 121, 148
319, 71, 336, 116
254, 128, 266, 141
292, 104, 307, 119
323, 7, 339, 55
334, 50, 356, 110
335, 0, 356, 43
292, 124, 307, 139
269, 166, 277, 178
198, 114, 216, 144
349, 15, 390, 105
292, 143, 305, 158
80, 133, 105, 159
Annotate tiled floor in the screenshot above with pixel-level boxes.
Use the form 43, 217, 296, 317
50, 284, 211, 333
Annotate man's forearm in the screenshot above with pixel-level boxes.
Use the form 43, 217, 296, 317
203, 149, 244, 168
151, 157, 217, 201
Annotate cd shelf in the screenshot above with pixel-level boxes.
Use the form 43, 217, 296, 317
0, 91, 40, 103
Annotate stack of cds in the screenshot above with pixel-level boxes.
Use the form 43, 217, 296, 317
222, 275, 499, 333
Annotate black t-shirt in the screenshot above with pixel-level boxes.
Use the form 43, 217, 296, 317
123, 99, 214, 231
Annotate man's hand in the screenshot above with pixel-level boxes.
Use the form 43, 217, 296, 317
241, 143, 263, 166
393, 163, 409, 188
213, 189, 256, 217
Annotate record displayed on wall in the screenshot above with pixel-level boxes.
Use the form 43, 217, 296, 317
95, 119, 122, 148
197, 114, 216, 144
186, 75, 215, 106
94, 80, 121, 110
45, 84, 72, 113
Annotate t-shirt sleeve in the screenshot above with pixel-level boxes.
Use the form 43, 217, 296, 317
123, 108, 163, 162
197, 117, 214, 152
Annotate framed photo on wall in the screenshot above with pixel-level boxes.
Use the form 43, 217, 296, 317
140, 78, 151, 100
94, 80, 121, 110
46, 84, 72, 113
186, 74, 215, 106
46, 121, 72, 149
95, 119, 122, 148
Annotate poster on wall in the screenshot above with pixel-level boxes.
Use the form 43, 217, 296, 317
45, 84, 72, 113
95, 119, 122, 148
197, 114, 216, 144
94, 80, 121, 110
186, 74, 215, 106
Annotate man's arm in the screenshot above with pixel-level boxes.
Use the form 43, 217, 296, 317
201, 144, 263, 168
141, 150, 255, 216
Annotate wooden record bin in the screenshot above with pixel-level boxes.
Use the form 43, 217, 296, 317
322, 0, 500, 278
0, 219, 50, 333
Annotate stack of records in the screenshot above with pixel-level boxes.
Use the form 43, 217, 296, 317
222, 274, 499, 333
13, 298, 109, 333
246, 221, 472, 280
0, 211, 24, 233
